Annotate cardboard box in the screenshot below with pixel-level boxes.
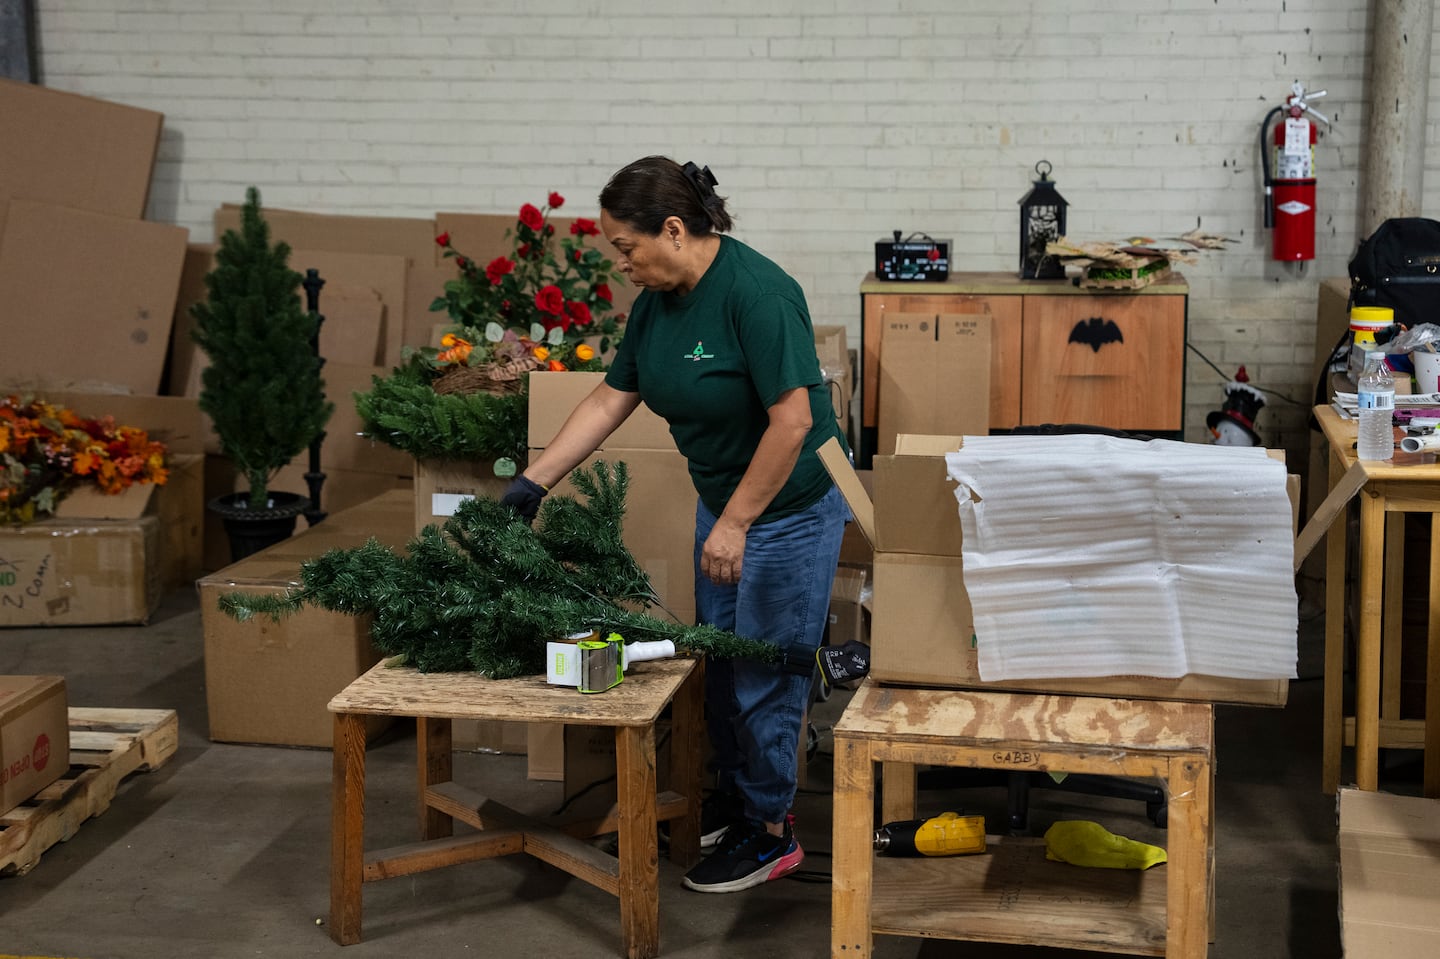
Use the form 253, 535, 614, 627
197, 489, 415, 747
526, 372, 692, 780
0, 676, 69, 817
819, 436, 1290, 706
526, 371, 674, 450
20, 391, 208, 591
876, 311, 990, 456
814, 324, 853, 436
0, 514, 161, 627
0, 79, 163, 236
0, 201, 188, 395
1338, 788, 1440, 958
828, 564, 870, 647
412, 458, 513, 535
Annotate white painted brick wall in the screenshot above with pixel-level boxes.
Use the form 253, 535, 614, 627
31, 0, 1440, 464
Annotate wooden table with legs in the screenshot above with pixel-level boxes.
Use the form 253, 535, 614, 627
832, 680, 1214, 959
1315, 404, 1440, 796
327, 655, 703, 959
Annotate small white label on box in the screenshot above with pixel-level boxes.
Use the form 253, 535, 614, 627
431, 492, 474, 517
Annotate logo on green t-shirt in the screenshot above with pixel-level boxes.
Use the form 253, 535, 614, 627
685, 341, 715, 362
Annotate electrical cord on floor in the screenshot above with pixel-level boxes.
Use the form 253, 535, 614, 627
551, 727, 673, 818
783, 846, 833, 884
1187, 340, 1307, 406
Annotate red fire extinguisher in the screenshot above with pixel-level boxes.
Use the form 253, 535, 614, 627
1261, 81, 1328, 261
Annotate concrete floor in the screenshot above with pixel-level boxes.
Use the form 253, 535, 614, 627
0, 581, 1415, 958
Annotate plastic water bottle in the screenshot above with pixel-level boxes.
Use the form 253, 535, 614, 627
1356, 351, 1395, 461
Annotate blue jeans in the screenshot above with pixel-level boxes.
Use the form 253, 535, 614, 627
694, 484, 847, 824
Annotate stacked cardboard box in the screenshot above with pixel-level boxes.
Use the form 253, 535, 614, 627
0, 394, 205, 626
0, 676, 69, 816
197, 489, 414, 747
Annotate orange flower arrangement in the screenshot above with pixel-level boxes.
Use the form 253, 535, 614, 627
0, 395, 168, 525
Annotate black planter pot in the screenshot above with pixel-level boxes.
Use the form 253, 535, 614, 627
207, 491, 310, 563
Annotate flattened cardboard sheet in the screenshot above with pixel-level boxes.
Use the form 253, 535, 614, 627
0, 78, 162, 236
0, 201, 187, 395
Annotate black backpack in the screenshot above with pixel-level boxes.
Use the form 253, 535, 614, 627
1349, 217, 1440, 325
1311, 218, 1440, 424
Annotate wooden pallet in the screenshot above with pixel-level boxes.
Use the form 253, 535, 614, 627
0, 707, 179, 877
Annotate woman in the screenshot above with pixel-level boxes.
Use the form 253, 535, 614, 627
501, 156, 848, 894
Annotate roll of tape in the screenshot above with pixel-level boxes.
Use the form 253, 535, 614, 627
1399, 434, 1440, 453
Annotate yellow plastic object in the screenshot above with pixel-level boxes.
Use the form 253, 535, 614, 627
1043, 820, 1167, 870
874, 811, 986, 856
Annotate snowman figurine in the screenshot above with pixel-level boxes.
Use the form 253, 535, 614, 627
1206, 366, 1265, 447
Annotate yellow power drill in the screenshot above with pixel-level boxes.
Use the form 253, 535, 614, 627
872, 811, 987, 857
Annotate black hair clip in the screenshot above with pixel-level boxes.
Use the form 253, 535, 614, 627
681, 161, 719, 200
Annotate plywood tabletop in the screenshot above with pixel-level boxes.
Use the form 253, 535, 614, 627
836, 680, 1212, 753
328, 656, 697, 726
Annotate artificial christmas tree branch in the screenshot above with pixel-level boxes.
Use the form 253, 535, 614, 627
218, 461, 779, 677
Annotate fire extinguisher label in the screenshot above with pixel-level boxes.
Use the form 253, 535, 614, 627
1276, 199, 1311, 215
1283, 117, 1310, 155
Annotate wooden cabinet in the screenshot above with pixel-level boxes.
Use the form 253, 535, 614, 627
859, 271, 1187, 465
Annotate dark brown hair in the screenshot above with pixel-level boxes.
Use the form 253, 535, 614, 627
598, 156, 733, 237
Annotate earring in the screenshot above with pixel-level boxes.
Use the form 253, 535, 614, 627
674, 240, 681, 250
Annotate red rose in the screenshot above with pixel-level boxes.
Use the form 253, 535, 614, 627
435, 231, 451, 247
573, 249, 582, 261
548, 191, 565, 209
570, 218, 599, 237
517, 243, 531, 259
485, 256, 515, 285
545, 224, 554, 235
565, 301, 593, 326
455, 256, 468, 271
593, 283, 613, 303
534, 284, 564, 315
519, 203, 544, 231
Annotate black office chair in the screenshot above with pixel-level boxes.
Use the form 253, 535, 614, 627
914, 767, 1167, 834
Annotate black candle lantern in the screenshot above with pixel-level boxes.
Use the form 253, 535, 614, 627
1018, 160, 1068, 280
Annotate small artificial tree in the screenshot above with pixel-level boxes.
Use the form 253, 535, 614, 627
192, 187, 333, 509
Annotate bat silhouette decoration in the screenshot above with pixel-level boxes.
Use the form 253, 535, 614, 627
1069, 316, 1123, 353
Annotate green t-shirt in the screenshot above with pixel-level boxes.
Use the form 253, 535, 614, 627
605, 236, 846, 523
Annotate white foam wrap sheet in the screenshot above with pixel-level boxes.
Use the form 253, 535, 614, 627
945, 435, 1297, 682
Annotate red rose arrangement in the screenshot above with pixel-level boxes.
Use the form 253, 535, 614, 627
427, 192, 626, 377
0, 395, 168, 524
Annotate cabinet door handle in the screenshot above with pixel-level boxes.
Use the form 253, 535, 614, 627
1069, 316, 1124, 353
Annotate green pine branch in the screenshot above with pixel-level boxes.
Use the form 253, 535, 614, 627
353, 355, 528, 463
218, 461, 779, 677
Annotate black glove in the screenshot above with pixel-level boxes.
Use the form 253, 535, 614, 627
499, 475, 547, 524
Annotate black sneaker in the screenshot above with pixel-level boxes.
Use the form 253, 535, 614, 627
699, 790, 743, 853
681, 818, 804, 894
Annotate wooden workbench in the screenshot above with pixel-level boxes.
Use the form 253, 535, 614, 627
1314, 404, 1440, 796
832, 680, 1214, 958
327, 656, 703, 959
